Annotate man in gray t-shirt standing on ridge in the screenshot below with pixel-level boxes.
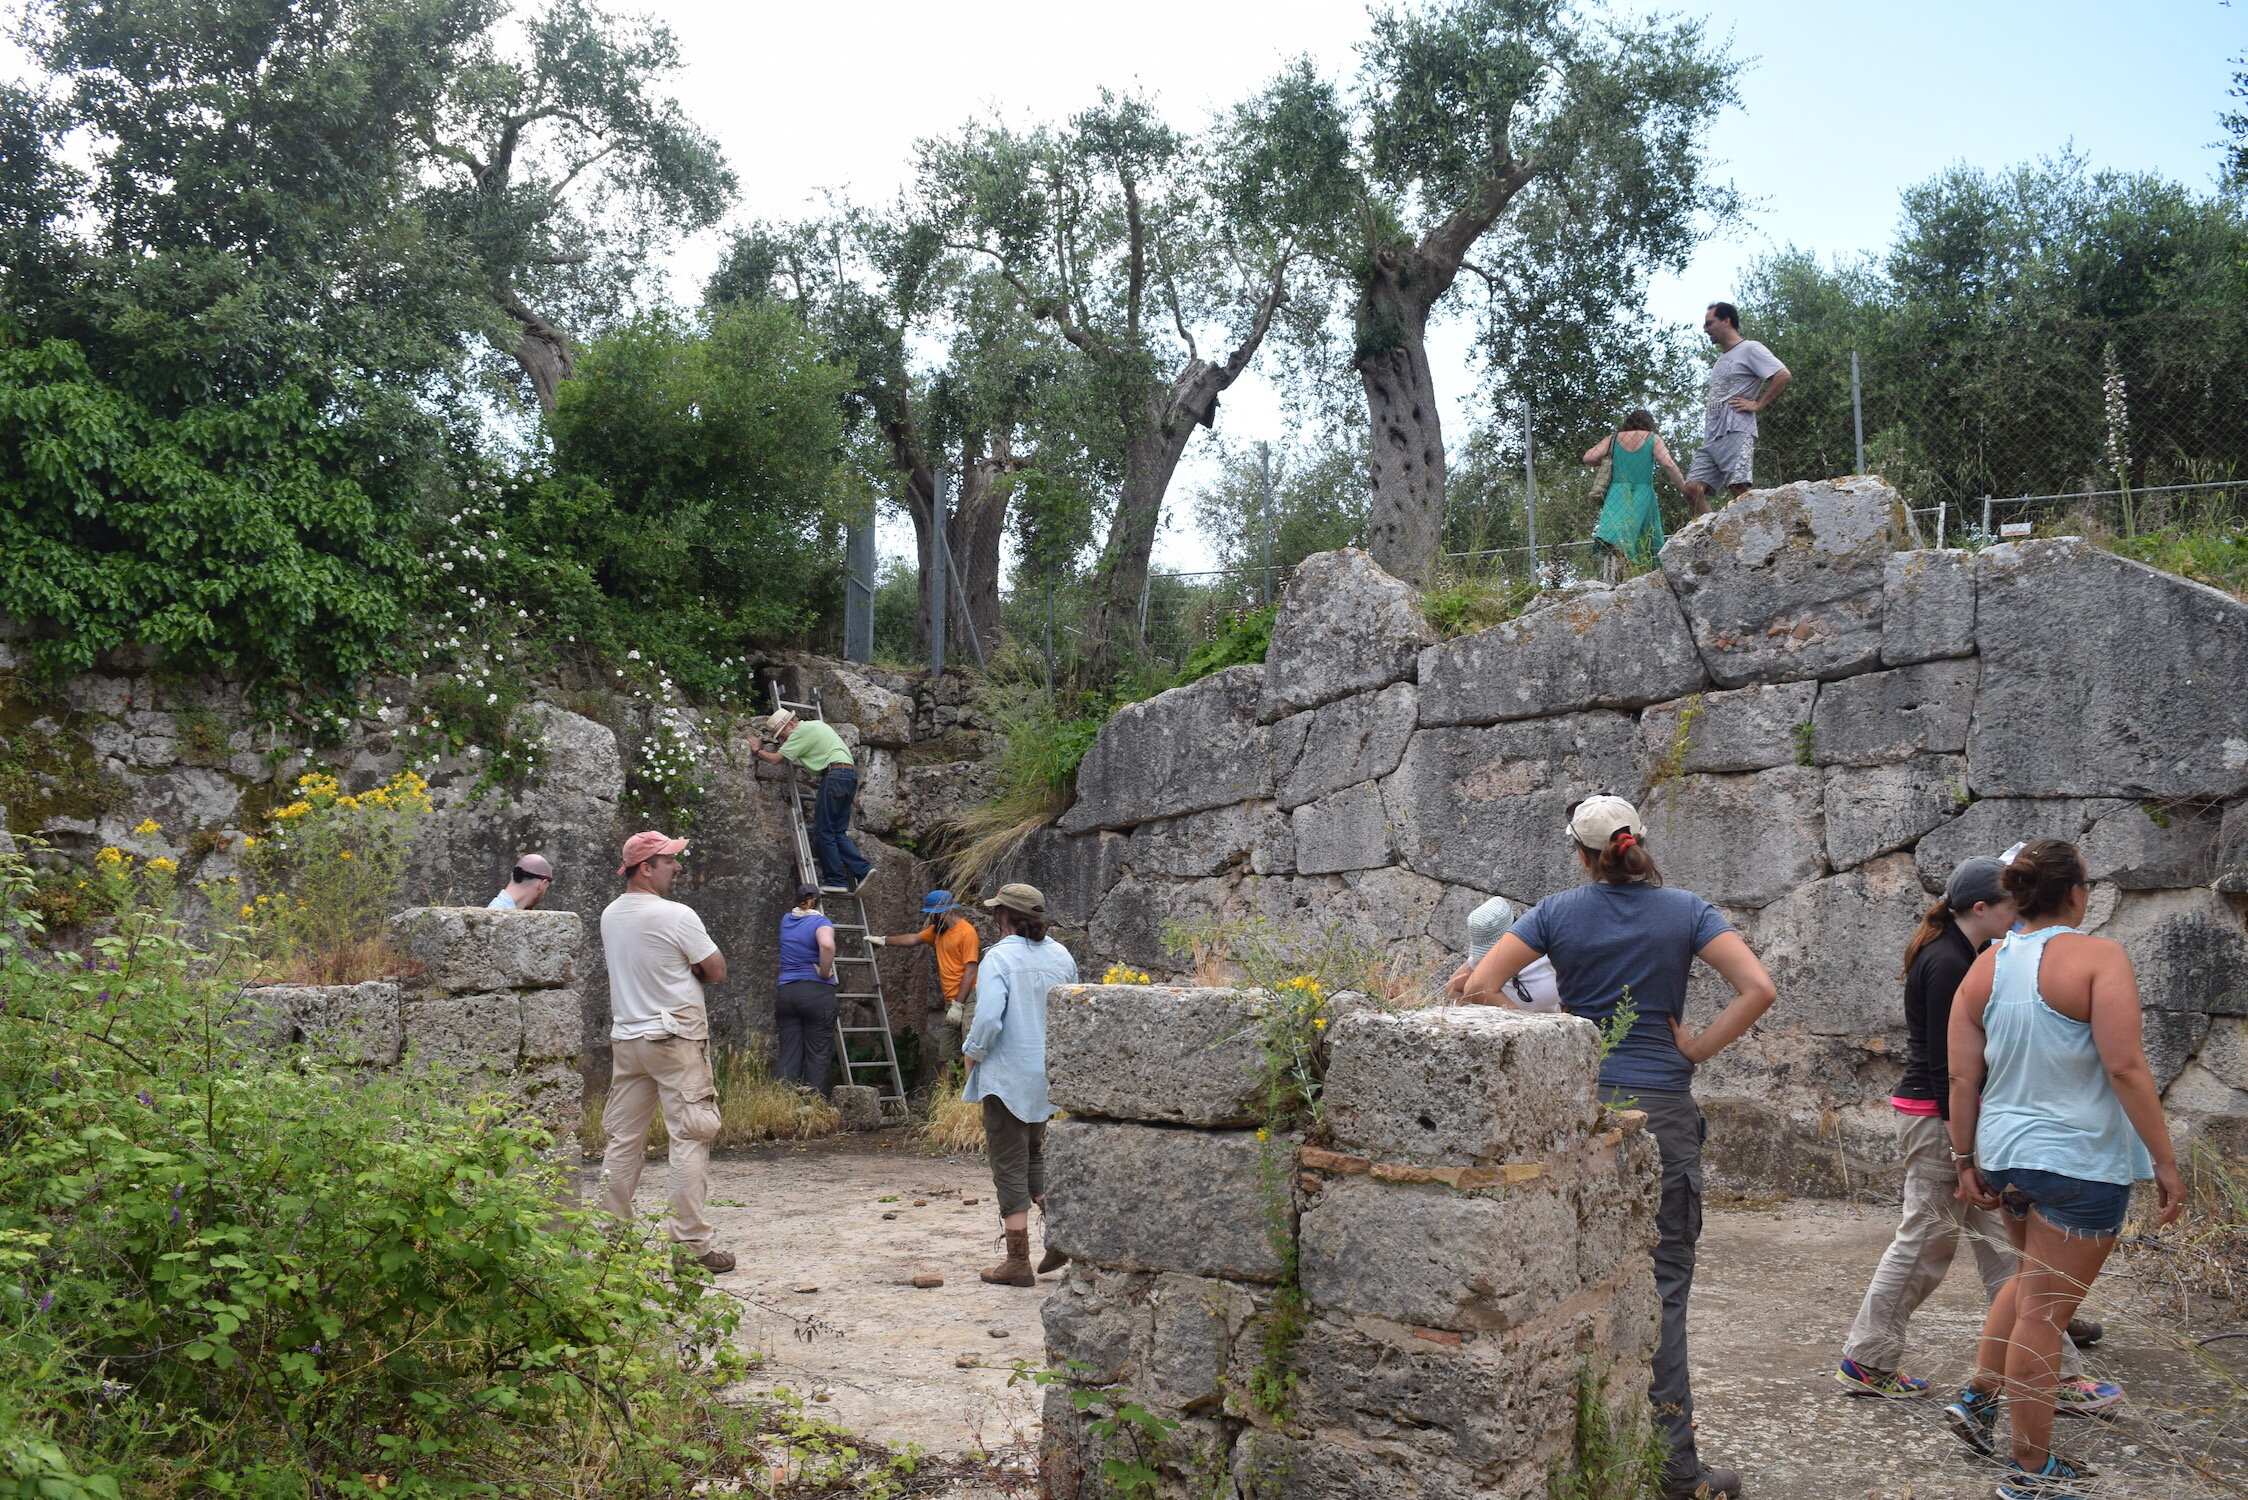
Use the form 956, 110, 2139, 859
1683, 301, 1790, 516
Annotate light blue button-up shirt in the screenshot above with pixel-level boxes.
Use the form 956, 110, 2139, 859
961, 933, 1078, 1123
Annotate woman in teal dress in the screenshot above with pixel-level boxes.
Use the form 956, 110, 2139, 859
1583, 409, 1687, 571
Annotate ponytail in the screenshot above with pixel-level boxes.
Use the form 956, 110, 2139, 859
1586, 829, 1661, 886
1900, 897, 1955, 980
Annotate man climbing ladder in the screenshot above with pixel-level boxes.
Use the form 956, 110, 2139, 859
753, 709, 872, 893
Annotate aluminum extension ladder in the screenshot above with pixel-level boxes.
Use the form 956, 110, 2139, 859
767, 684, 908, 1113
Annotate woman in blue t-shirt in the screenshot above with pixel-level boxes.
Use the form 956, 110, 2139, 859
776, 883, 839, 1096
1463, 794, 1777, 1500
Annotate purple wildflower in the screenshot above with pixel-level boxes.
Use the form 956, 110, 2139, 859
97, 991, 109, 1003
309, 1343, 322, 1355
137, 1090, 153, 1107
171, 1184, 181, 1200
37, 1292, 53, 1314
170, 1208, 180, 1225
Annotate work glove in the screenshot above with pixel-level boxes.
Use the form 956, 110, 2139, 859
865, 934, 886, 945
945, 1002, 964, 1027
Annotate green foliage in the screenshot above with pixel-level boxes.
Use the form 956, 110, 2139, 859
0, 882, 752, 1494
0, 338, 414, 686
1792, 720, 1817, 767
1597, 985, 1639, 1062
1420, 570, 1543, 638
1740, 155, 2248, 506
1546, 1364, 1667, 1500
2104, 518, 2248, 602
1190, 438, 1369, 578
1012, 1366, 1180, 1500
1172, 605, 1276, 688
945, 676, 1110, 889
235, 769, 431, 980
1647, 696, 1702, 789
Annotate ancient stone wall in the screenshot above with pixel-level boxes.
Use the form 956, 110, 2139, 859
7, 647, 997, 1085
1003, 480, 2248, 1192
239, 906, 585, 1133
1039, 984, 1659, 1500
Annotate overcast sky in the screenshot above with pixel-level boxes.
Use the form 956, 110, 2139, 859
8, 0, 2242, 571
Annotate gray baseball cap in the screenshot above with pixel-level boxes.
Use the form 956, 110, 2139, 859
1945, 856, 2008, 911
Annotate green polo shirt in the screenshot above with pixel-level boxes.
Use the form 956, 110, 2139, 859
778, 719, 854, 773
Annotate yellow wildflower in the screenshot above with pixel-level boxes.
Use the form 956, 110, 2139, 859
273, 802, 312, 821
94, 847, 125, 866
1313, 1017, 1328, 1031
147, 857, 177, 874
132, 818, 162, 836
1255, 1128, 1270, 1143
240, 905, 254, 918
338, 850, 353, 860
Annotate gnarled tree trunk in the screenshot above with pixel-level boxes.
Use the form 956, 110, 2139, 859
495, 286, 576, 414
1356, 269, 1445, 586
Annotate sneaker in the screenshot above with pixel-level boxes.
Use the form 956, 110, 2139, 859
819, 881, 849, 894
1660, 1467, 1740, 1500
1836, 1356, 1930, 1399
2066, 1316, 2104, 1348
1995, 1452, 2093, 1499
1945, 1384, 2002, 1460
2053, 1377, 2124, 1416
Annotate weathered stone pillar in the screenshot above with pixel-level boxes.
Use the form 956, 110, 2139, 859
387, 906, 585, 1136
1040, 985, 1660, 1500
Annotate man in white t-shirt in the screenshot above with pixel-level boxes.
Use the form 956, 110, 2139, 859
599, 830, 733, 1273
1446, 894, 1561, 1011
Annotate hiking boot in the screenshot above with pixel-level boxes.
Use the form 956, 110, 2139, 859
692, 1247, 736, 1274
1835, 1357, 1930, 1399
2053, 1377, 2124, 1416
1660, 1465, 1740, 1499
1945, 1384, 2002, 1460
2065, 1316, 2104, 1348
1995, 1452, 2093, 1500
980, 1228, 1035, 1288
1037, 1241, 1067, 1274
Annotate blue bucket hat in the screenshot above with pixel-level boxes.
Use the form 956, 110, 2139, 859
921, 889, 960, 914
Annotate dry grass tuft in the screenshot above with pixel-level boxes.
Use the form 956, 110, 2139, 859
918, 1066, 986, 1155
578, 1046, 840, 1156
253, 938, 417, 987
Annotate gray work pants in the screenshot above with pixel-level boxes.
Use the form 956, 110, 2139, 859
1607, 1087, 1703, 1484
1842, 1112, 2083, 1377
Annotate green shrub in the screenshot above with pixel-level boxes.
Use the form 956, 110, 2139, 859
0, 873, 752, 1495
1170, 604, 1275, 687
235, 769, 431, 983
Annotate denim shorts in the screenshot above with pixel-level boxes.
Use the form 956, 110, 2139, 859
1984, 1165, 2131, 1239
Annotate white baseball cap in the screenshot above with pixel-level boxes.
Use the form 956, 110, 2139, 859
1568, 794, 1646, 850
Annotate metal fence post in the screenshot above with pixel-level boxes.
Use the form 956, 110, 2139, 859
935, 521, 985, 670
1258, 442, 1275, 608
929, 472, 947, 677
1850, 350, 1866, 477
1523, 400, 1537, 576
1043, 580, 1056, 700
1981, 495, 1992, 539
1936, 500, 1948, 551
843, 520, 875, 663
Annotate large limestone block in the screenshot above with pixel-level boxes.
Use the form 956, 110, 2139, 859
1881, 548, 1977, 666
1322, 1007, 1601, 1165
1643, 764, 1826, 908
1298, 1174, 1580, 1331
1274, 682, 1418, 810
1046, 984, 1266, 1126
1972, 538, 2248, 798
991, 827, 1129, 927
2080, 801, 2221, 890
515, 702, 625, 801
1129, 802, 1293, 879
1257, 549, 1433, 723
1044, 1121, 1292, 1282
520, 989, 582, 1060
240, 981, 405, 1065
1429, 882, 1500, 953
1756, 855, 1933, 1035
2101, 890, 2248, 1015
1913, 797, 2123, 894
1293, 783, 1395, 875
401, 989, 525, 1070
1659, 477, 1906, 687
1824, 756, 1968, 870
1062, 667, 1271, 833
1041, 1264, 1150, 1386
1087, 876, 1229, 974
1638, 680, 1817, 776
2216, 800, 2248, 895
2144, 1010, 2212, 1092
1384, 712, 1641, 900
389, 907, 582, 991
1416, 572, 1708, 727
1809, 659, 1977, 767
782, 654, 916, 748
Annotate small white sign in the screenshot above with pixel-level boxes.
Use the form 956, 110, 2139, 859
2000, 521, 2033, 537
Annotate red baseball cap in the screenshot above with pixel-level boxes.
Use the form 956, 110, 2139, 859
617, 830, 688, 875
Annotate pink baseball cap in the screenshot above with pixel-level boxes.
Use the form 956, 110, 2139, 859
617, 830, 688, 874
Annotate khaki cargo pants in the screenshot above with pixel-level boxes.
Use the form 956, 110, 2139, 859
599, 1036, 721, 1252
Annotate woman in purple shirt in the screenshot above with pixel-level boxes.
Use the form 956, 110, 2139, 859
776, 883, 837, 1096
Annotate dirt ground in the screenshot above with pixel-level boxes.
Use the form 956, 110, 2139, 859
613, 1134, 2248, 1500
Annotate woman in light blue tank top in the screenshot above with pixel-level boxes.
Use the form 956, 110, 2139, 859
1940, 841, 2182, 1499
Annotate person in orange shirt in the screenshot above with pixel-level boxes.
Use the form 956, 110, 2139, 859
869, 890, 981, 1032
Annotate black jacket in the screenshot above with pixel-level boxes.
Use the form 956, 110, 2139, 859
1899, 923, 1979, 1117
